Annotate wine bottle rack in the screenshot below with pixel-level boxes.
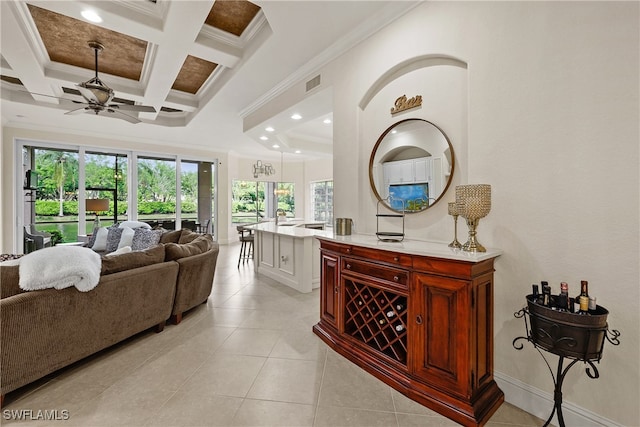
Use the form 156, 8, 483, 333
343, 278, 408, 364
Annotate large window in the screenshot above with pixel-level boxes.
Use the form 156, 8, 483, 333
137, 157, 177, 229
232, 180, 295, 224
28, 148, 79, 242
19, 141, 217, 249
85, 152, 128, 233
311, 180, 333, 225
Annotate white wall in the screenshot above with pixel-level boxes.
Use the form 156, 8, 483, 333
338, 2, 639, 425
250, 2, 639, 425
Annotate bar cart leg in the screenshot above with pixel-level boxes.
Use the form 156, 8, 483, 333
542, 356, 579, 427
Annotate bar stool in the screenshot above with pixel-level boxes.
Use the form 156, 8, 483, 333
237, 225, 254, 268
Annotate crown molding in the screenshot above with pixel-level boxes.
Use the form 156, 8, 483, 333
239, 1, 420, 119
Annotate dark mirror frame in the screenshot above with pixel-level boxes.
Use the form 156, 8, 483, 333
368, 118, 455, 213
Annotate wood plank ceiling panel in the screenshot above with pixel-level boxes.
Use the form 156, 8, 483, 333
27, 4, 147, 81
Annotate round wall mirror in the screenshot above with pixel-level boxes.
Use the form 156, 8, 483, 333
369, 118, 454, 213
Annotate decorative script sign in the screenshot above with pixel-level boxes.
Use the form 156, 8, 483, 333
390, 95, 422, 115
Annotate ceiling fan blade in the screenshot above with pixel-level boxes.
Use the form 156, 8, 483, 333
104, 108, 141, 124
21, 90, 77, 103
75, 84, 100, 104
64, 106, 90, 115
109, 104, 157, 113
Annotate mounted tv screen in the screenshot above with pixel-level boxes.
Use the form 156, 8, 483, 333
25, 170, 38, 190
389, 183, 429, 211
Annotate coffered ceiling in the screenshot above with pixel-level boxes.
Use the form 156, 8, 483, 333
1, 1, 417, 158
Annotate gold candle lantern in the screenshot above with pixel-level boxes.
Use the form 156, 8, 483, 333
447, 202, 462, 249
455, 184, 491, 252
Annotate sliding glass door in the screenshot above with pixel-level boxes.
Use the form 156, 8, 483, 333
17, 140, 218, 251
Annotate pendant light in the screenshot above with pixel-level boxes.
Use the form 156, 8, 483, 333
274, 151, 289, 196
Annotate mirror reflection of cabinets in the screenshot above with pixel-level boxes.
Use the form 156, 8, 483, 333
369, 119, 454, 213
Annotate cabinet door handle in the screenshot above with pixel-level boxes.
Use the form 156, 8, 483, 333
346, 264, 351, 269
335, 286, 339, 294
393, 275, 399, 282
346, 248, 351, 253
393, 256, 399, 262
416, 315, 423, 325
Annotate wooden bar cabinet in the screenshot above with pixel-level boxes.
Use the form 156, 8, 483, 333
313, 236, 504, 427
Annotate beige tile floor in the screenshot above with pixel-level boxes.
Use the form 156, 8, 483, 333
3, 243, 545, 427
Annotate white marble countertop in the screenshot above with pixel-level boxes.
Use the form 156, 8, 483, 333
245, 221, 332, 238
316, 233, 502, 263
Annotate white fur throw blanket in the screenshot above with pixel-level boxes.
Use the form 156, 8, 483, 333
19, 246, 102, 292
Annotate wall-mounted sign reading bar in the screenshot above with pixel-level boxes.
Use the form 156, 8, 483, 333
390, 94, 422, 115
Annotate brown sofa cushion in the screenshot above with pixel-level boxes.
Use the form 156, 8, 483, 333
178, 229, 200, 244
101, 244, 166, 275
0, 265, 22, 299
165, 234, 213, 261
159, 229, 182, 244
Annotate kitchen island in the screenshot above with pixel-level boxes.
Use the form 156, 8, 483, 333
245, 221, 331, 293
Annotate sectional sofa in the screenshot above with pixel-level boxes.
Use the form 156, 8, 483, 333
0, 229, 219, 404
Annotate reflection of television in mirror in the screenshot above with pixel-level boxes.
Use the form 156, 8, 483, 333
389, 183, 429, 211
25, 170, 38, 190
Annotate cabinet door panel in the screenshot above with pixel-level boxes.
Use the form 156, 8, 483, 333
320, 251, 340, 329
411, 273, 471, 397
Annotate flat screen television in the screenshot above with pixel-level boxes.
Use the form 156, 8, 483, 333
389, 183, 429, 211
25, 170, 38, 190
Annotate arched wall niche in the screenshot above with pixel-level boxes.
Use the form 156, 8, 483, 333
358, 54, 468, 239
359, 54, 468, 111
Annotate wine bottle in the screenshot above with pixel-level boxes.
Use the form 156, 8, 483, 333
588, 296, 597, 314
395, 324, 404, 332
395, 303, 404, 311
378, 318, 386, 325
578, 295, 590, 315
580, 280, 589, 298
542, 284, 551, 307
539, 281, 549, 305
557, 282, 569, 312
577, 280, 590, 314
532, 284, 539, 298
386, 310, 395, 318
358, 300, 363, 306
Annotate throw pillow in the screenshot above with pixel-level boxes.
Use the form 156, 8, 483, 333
101, 244, 165, 275
105, 245, 132, 257
105, 227, 124, 253
165, 234, 213, 261
118, 221, 152, 229
159, 229, 182, 244
91, 227, 110, 252
131, 228, 163, 251
118, 227, 135, 249
178, 229, 199, 244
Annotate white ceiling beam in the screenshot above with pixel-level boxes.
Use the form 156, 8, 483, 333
1, 2, 59, 103
191, 34, 242, 68
139, 0, 215, 120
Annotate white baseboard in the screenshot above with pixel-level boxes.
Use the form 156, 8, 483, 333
495, 371, 622, 427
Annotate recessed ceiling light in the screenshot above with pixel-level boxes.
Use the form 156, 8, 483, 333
291, 114, 302, 120
272, 144, 280, 148
260, 136, 268, 141
81, 10, 103, 23
323, 118, 332, 124
391, 130, 397, 134
295, 150, 301, 154
265, 126, 275, 132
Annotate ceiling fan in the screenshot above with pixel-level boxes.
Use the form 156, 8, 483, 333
30, 41, 156, 124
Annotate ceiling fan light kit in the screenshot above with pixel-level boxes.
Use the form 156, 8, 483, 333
26, 41, 157, 124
